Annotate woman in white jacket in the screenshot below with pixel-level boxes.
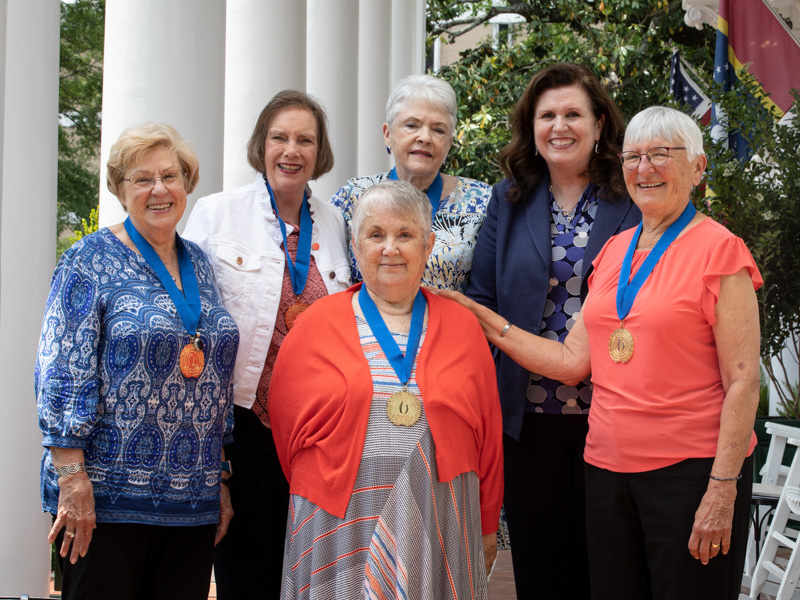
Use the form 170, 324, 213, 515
183, 90, 350, 599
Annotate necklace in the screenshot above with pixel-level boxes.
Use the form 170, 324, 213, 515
549, 184, 577, 222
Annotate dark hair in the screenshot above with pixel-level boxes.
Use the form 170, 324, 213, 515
498, 63, 626, 202
246, 90, 334, 179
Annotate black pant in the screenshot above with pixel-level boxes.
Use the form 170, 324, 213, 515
585, 455, 753, 600
503, 412, 591, 599
213, 404, 290, 599
56, 521, 215, 600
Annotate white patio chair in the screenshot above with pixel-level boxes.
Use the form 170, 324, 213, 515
744, 422, 800, 583
747, 430, 800, 599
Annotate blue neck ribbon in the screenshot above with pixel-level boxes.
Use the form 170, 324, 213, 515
389, 167, 444, 221
265, 177, 312, 297
358, 286, 427, 386
123, 217, 201, 335
616, 202, 697, 321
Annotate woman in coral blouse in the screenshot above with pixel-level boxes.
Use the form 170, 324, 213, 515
438, 106, 762, 600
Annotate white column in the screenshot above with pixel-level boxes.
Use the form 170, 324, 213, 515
390, 0, 426, 85
305, 0, 360, 202
0, 0, 60, 595
223, 0, 307, 189
357, 0, 393, 177
98, 0, 226, 231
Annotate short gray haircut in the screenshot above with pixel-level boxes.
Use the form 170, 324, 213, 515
351, 180, 433, 243
385, 74, 457, 135
624, 106, 705, 160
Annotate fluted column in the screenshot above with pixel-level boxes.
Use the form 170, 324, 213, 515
390, 0, 426, 85
98, 0, 226, 230
0, 0, 59, 595
356, 0, 393, 177
305, 0, 360, 202
223, 0, 307, 189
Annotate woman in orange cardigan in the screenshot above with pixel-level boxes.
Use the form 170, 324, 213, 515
269, 180, 503, 599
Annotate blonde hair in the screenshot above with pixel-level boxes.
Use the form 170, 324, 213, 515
106, 122, 199, 198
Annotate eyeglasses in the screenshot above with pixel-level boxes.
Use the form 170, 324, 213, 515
122, 172, 185, 191
618, 147, 686, 170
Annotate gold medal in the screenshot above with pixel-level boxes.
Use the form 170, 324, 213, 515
386, 388, 421, 427
608, 322, 634, 363
285, 301, 310, 330
180, 338, 205, 378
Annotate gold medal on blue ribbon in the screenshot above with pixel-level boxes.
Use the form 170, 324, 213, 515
124, 218, 205, 379
612, 202, 696, 363
608, 321, 634, 363
386, 386, 422, 427
358, 286, 426, 427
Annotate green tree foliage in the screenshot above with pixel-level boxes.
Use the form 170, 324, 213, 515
702, 78, 800, 417
428, 0, 715, 183
58, 0, 104, 236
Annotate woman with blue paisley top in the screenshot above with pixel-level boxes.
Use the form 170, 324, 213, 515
465, 63, 641, 599
330, 74, 492, 292
35, 123, 239, 600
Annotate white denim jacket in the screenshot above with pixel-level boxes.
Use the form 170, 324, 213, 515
183, 175, 351, 409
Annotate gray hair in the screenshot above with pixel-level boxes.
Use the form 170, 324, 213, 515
385, 74, 457, 135
624, 106, 705, 160
351, 180, 432, 243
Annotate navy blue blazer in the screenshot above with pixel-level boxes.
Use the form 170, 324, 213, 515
466, 176, 642, 440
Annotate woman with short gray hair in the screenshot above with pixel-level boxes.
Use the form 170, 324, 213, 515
330, 74, 493, 292
272, 180, 503, 599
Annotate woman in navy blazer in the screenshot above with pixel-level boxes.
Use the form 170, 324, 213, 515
466, 63, 641, 599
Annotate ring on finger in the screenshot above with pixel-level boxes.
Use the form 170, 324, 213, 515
711, 543, 720, 548
66, 531, 75, 538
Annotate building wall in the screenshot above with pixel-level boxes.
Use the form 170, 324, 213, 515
438, 24, 495, 68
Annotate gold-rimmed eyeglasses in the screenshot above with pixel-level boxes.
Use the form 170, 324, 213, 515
122, 172, 186, 191
618, 147, 686, 170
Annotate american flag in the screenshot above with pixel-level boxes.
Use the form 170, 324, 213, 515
670, 51, 712, 125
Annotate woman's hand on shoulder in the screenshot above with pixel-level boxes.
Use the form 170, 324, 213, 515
426, 286, 471, 308
425, 286, 498, 338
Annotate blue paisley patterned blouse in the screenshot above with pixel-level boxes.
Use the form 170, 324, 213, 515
330, 173, 492, 291
35, 228, 239, 526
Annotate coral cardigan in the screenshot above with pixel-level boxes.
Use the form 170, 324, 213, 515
269, 284, 504, 535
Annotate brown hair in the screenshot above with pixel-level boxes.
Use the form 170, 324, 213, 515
246, 90, 334, 179
106, 122, 199, 198
498, 63, 626, 202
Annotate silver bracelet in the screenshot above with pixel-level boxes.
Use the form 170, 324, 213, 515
55, 462, 85, 478
500, 322, 513, 337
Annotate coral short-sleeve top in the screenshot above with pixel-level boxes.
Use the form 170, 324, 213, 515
583, 217, 762, 473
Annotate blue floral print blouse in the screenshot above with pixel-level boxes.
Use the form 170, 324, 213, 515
35, 229, 239, 526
